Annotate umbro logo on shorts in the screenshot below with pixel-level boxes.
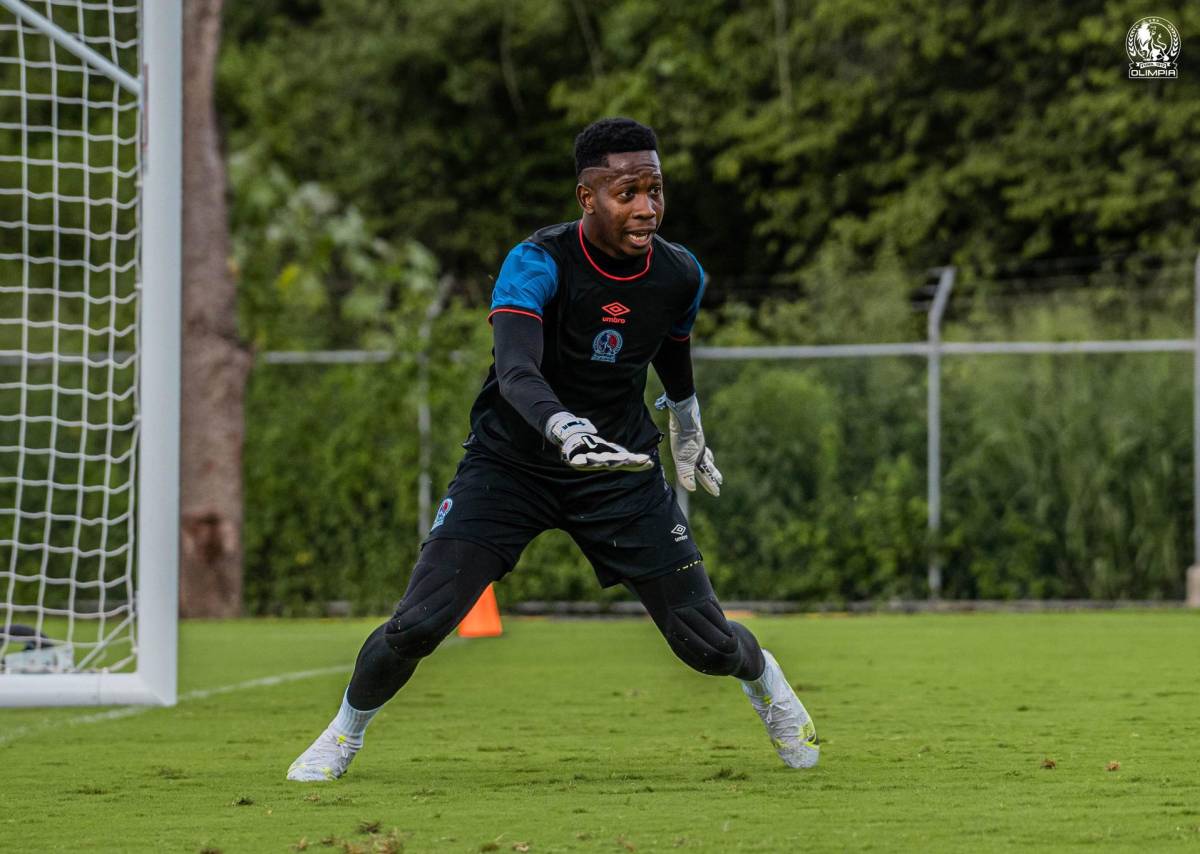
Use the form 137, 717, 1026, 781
671, 523, 688, 542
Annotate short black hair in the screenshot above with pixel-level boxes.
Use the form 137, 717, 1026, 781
574, 117, 658, 177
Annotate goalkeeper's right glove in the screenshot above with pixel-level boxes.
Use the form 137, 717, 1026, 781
545, 412, 654, 472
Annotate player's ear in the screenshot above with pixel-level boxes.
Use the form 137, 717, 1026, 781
576, 181, 594, 215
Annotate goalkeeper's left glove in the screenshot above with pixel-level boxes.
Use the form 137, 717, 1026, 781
655, 393, 723, 496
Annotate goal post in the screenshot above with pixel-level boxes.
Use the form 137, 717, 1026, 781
0, 0, 180, 706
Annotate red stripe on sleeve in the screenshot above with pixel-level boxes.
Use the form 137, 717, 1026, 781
667, 333, 690, 342
488, 307, 543, 324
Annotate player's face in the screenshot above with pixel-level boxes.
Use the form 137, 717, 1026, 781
576, 151, 664, 258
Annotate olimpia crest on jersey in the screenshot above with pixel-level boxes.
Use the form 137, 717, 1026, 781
591, 329, 624, 363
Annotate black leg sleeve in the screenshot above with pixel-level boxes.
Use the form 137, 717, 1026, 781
346, 622, 416, 711
629, 563, 764, 681
345, 539, 508, 710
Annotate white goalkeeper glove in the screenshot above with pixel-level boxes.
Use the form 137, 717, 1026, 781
655, 393, 723, 496
545, 412, 654, 472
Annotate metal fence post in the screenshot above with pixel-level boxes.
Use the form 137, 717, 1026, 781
675, 483, 690, 520
1190, 253, 1200, 606
927, 267, 956, 598
416, 278, 452, 538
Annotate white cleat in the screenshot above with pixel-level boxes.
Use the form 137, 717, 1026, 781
741, 649, 820, 769
286, 729, 361, 782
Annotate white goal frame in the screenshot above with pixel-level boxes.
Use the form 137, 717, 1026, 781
0, 0, 180, 706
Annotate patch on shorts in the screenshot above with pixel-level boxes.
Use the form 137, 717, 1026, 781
432, 497, 453, 530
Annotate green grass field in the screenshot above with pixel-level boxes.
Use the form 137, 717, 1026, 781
2, 612, 1199, 852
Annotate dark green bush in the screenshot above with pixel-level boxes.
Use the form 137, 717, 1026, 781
242, 309, 1193, 612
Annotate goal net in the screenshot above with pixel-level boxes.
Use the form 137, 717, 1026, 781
0, 0, 178, 706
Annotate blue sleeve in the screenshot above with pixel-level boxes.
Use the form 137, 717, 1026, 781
669, 250, 706, 339
489, 242, 558, 321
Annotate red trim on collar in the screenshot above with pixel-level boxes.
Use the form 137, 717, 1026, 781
488, 307, 543, 324
577, 221, 652, 282
667, 333, 690, 342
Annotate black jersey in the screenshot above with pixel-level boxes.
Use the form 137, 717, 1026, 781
469, 220, 705, 470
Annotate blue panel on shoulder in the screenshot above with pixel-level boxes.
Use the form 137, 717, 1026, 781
491, 242, 559, 315
670, 249, 706, 337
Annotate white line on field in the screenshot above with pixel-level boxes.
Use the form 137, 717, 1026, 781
0, 635, 469, 747
0, 664, 348, 746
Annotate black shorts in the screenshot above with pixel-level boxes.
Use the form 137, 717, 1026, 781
423, 444, 702, 588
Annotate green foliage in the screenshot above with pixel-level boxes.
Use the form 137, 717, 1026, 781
243, 308, 1191, 610
219, 0, 585, 281
244, 361, 416, 615
690, 363, 928, 602
220, 1, 1199, 295
229, 144, 445, 353
220, 3, 1198, 608
242, 305, 493, 615
940, 352, 1189, 600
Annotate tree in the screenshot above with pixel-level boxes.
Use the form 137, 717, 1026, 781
181, 0, 251, 617
220, 1, 1200, 304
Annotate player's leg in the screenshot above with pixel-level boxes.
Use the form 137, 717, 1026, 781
286, 539, 506, 782
629, 563, 819, 769
627, 561, 763, 679
564, 459, 819, 769
562, 460, 764, 677
287, 447, 550, 781
349, 538, 510, 708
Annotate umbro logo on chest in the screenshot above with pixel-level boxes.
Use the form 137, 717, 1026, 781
601, 301, 630, 325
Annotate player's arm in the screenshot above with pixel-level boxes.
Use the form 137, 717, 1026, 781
490, 244, 651, 473
492, 315, 651, 472
651, 253, 722, 496
492, 311, 564, 434
651, 335, 695, 403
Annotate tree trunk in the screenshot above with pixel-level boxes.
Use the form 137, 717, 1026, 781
180, 0, 250, 617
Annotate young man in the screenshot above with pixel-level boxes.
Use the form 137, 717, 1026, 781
287, 118, 818, 781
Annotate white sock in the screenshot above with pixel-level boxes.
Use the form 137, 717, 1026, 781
329, 691, 380, 744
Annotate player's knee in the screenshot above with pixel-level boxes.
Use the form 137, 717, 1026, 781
383, 564, 460, 659
384, 600, 455, 659
661, 597, 742, 676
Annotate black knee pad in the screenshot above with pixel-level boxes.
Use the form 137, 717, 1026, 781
384, 562, 461, 659
661, 596, 743, 676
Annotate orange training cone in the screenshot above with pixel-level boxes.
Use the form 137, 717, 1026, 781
457, 583, 503, 637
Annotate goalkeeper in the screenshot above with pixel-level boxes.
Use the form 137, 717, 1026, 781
288, 118, 818, 781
